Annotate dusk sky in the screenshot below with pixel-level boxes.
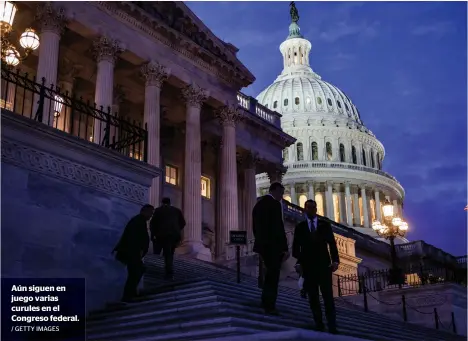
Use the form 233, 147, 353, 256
187, 1, 468, 256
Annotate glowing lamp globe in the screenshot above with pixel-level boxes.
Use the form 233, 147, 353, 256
392, 217, 402, 227
53, 95, 64, 116
372, 221, 382, 231
4, 48, 19, 66
19, 28, 40, 50
399, 222, 408, 232
382, 200, 394, 218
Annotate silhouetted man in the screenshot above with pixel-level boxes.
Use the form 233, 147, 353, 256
150, 197, 185, 279
292, 199, 340, 334
113, 204, 154, 302
252, 182, 289, 315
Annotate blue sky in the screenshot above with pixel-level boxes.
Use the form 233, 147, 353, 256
187, 1, 467, 256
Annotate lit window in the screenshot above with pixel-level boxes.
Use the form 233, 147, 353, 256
165, 165, 177, 185
283, 195, 291, 202
201, 176, 211, 199
299, 195, 307, 208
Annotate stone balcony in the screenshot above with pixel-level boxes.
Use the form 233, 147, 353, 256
237, 92, 282, 128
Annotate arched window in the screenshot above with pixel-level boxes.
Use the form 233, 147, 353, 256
273, 101, 278, 108
284, 98, 289, 106
352, 146, 357, 164
339, 144, 346, 162
326, 142, 333, 161
311, 142, 318, 160
362, 148, 367, 166
377, 152, 382, 169
337, 101, 342, 108
296, 143, 304, 161
283, 195, 291, 202
327, 98, 333, 106
283, 148, 289, 161
295, 97, 300, 105
370, 149, 375, 168
299, 195, 307, 208
317, 97, 322, 105
265, 103, 268, 108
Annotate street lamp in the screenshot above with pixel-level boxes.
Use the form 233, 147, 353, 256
372, 199, 409, 285
1, 1, 40, 66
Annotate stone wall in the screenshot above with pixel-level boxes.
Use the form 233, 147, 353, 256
1, 112, 161, 312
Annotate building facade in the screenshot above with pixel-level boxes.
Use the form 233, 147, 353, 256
255, 7, 406, 242
1, 1, 296, 310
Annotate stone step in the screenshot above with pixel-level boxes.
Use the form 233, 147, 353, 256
141, 257, 463, 340
106, 326, 259, 341
88, 315, 290, 341
87, 255, 464, 341
87, 281, 456, 341
87, 298, 403, 341
142, 276, 456, 340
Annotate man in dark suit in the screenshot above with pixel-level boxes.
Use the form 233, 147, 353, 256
252, 182, 289, 315
150, 197, 186, 279
292, 199, 340, 334
113, 204, 154, 302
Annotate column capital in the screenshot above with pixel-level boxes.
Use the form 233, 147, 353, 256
359, 183, 368, 190
306, 180, 315, 188
216, 104, 243, 127
267, 167, 286, 183
181, 83, 209, 109
333, 183, 342, 192
93, 36, 124, 64
326, 180, 334, 187
36, 2, 67, 35
140, 60, 171, 88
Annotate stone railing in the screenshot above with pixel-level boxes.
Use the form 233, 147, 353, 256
237, 92, 281, 128
286, 161, 400, 184
396, 240, 459, 267
457, 256, 467, 268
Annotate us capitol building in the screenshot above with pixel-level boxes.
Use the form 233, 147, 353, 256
255, 7, 406, 242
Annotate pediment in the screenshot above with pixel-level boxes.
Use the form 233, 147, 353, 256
120, 1, 255, 88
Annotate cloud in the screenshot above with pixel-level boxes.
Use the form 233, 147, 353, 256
319, 21, 380, 43
411, 22, 457, 38
221, 29, 284, 49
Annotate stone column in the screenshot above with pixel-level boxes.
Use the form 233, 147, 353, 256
92, 36, 123, 146
393, 199, 399, 217
289, 183, 297, 205
180, 84, 211, 259
333, 184, 345, 223
326, 181, 334, 220
360, 185, 370, 228
57, 57, 81, 133
307, 181, 315, 201
216, 105, 242, 258
345, 182, 353, 226
141, 61, 170, 206
35, 2, 66, 126
374, 190, 382, 222
353, 188, 360, 226
243, 152, 258, 240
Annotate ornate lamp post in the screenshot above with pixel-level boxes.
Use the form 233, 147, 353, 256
372, 199, 409, 285
1, 1, 40, 66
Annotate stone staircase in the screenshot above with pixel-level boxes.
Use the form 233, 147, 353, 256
86, 254, 465, 341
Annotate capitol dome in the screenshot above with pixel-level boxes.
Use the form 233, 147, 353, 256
255, 3, 407, 242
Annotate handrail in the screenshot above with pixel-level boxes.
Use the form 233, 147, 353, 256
1, 66, 148, 162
